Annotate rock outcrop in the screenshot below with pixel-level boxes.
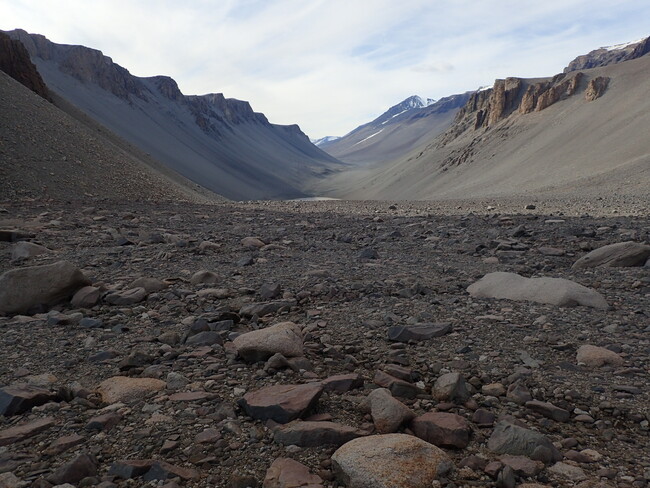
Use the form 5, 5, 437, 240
0, 31, 50, 100
564, 37, 650, 72
584, 76, 610, 101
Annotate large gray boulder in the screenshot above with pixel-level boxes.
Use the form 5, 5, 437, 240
572, 241, 650, 268
331, 434, 454, 488
0, 261, 89, 315
233, 321, 304, 362
487, 421, 562, 464
467, 272, 608, 309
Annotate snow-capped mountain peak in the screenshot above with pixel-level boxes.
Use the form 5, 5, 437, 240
312, 135, 341, 147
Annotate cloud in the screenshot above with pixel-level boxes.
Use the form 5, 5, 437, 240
1, 0, 649, 138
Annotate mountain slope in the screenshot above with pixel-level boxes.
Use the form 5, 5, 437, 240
0, 70, 214, 203
315, 40, 650, 201
320, 94, 470, 165
6, 29, 344, 201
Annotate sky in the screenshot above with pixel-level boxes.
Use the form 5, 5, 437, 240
2, 0, 649, 139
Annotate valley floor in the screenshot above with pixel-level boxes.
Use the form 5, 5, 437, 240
0, 198, 648, 487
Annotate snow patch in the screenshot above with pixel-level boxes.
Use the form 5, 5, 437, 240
352, 129, 383, 146
602, 39, 644, 51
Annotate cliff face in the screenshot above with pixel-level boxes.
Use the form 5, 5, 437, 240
564, 37, 650, 72
0, 31, 50, 100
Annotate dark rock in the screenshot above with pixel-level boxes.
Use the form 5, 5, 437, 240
433, 372, 470, 403
238, 383, 323, 423
321, 373, 364, 393
85, 412, 121, 431
0, 417, 55, 446
48, 453, 98, 485
373, 371, 419, 399
0, 385, 58, 415
274, 420, 366, 447
387, 323, 452, 342
410, 412, 471, 448
487, 420, 562, 464
525, 400, 570, 422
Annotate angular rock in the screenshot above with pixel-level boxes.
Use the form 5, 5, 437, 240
525, 400, 570, 422
190, 270, 219, 285
373, 371, 420, 399
71, 286, 101, 308
96, 376, 166, 404
506, 382, 532, 404
467, 272, 608, 309
242, 237, 266, 249
0, 417, 55, 446
263, 458, 324, 488
0, 472, 20, 488
239, 383, 323, 423
129, 277, 167, 293
387, 323, 452, 342
239, 301, 295, 318
0, 385, 58, 416
85, 412, 121, 431
0, 261, 89, 314
48, 453, 97, 485
361, 388, 415, 434
572, 241, 650, 268
433, 372, 470, 403
274, 420, 366, 447
576, 345, 624, 367
331, 434, 454, 488
11, 241, 50, 260
487, 421, 562, 463
233, 321, 303, 362
104, 287, 147, 305
499, 455, 544, 477
322, 373, 364, 393
185, 330, 223, 346
45, 434, 85, 455
547, 462, 587, 482
410, 412, 471, 448
109, 460, 198, 481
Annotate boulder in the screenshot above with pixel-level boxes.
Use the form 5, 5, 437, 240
331, 434, 454, 488
0, 417, 55, 446
0, 385, 58, 416
573, 241, 650, 268
128, 277, 168, 293
239, 300, 295, 318
233, 322, 304, 362
238, 383, 323, 423
104, 287, 147, 305
322, 373, 364, 393
11, 241, 50, 260
190, 270, 218, 285
487, 421, 562, 464
410, 412, 471, 448
433, 372, 470, 403
467, 272, 608, 309
576, 345, 624, 367
263, 458, 324, 488
71, 286, 101, 308
96, 376, 166, 404
0, 261, 89, 314
361, 388, 415, 434
48, 453, 98, 485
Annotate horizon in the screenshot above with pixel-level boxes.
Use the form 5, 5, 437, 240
1, 0, 649, 139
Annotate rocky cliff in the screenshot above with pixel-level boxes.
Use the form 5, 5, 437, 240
564, 37, 650, 72
0, 31, 50, 100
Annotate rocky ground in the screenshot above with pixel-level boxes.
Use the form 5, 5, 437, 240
0, 198, 648, 488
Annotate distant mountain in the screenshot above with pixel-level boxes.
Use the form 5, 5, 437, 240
320, 93, 470, 165
315, 36, 650, 200
5, 29, 344, 200
312, 136, 341, 147
564, 36, 650, 72
0, 31, 50, 100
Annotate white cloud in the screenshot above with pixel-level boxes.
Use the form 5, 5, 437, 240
1, 0, 649, 138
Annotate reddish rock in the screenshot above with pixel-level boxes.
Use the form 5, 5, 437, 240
96, 376, 165, 404
263, 457, 324, 488
239, 383, 323, 424
373, 371, 419, 398
109, 460, 198, 481
274, 421, 366, 447
525, 400, 570, 422
194, 428, 221, 444
233, 322, 304, 362
0, 417, 55, 446
71, 286, 101, 308
410, 412, 471, 449
169, 391, 215, 401
321, 373, 363, 393
85, 412, 122, 431
0, 385, 58, 415
432, 372, 470, 403
45, 434, 85, 455
499, 455, 544, 477
576, 345, 624, 368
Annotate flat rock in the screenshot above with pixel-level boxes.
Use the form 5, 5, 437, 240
467, 271, 608, 309
331, 434, 454, 488
410, 412, 471, 448
104, 287, 147, 305
48, 453, 97, 485
263, 458, 324, 488
239, 383, 323, 423
373, 371, 420, 399
0, 385, 58, 415
45, 434, 85, 455
233, 321, 304, 362
487, 421, 562, 464
525, 400, 570, 422
109, 460, 198, 481
190, 270, 218, 285
274, 420, 366, 447
576, 345, 624, 367
547, 462, 587, 482
0, 417, 55, 446
96, 376, 166, 404
0, 261, 89, 314
242, 236, 266, 248
129, 276, 168, 293
239, 300, 295, 318
361, 388, 415, 434
387, 323, 452, 342
572, 241, 650, 268
322, 373, 364, 393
